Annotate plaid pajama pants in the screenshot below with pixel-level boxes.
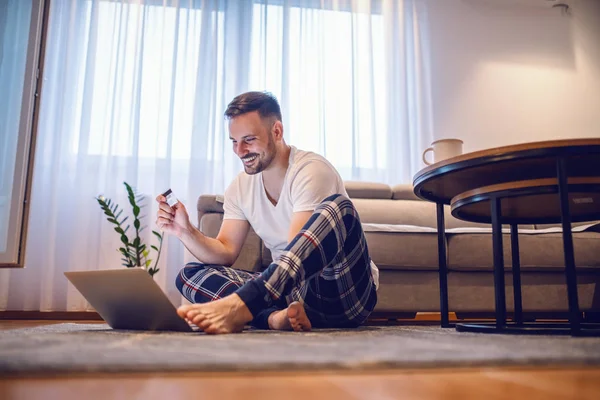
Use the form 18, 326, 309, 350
175, 194, 377, 329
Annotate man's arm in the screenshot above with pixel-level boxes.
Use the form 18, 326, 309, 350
179, 218, 251, 266
287, 211, 313, 243
156, 194, 250, 266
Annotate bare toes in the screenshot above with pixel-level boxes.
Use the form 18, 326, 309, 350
177, 305, 192, 318
287, 302, 312, 331
186, 309, 204, 320
197, 318, 213, 332
191, 313, 208, 326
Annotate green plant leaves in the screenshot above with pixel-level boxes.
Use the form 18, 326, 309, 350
96, 182, 163, 279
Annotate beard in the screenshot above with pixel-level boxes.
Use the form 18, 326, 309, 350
242, 134, 277, 175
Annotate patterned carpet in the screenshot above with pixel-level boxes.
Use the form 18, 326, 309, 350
1, 323, 600, 375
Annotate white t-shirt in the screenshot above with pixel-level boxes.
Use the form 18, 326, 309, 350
223, 146, 379, 289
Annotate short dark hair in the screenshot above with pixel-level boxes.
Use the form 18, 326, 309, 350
224, 91, 282, 122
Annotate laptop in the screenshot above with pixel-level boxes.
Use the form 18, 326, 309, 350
64, 268, 197, 332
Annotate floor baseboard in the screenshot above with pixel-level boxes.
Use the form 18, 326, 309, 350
0, 311, 103, 320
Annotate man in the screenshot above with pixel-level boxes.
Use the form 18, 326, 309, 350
156, 91, 378, 334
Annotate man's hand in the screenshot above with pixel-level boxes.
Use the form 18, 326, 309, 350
155, 193, 250, 266
155, 194, 192, 238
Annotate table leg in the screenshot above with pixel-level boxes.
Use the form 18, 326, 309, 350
491, 197, 507, 329
436, 202, 450, 328
556, 158, 581, 335
510, 224, 523, 326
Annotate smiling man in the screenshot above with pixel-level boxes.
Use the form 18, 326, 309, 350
156, 91, 379, 334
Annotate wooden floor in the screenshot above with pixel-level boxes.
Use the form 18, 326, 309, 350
1, 320, 600, 400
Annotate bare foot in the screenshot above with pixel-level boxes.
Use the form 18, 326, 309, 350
267, 302, 313, 331
287, 301, 312, 332
177, 294, 253, 334
268, 309, 292, 330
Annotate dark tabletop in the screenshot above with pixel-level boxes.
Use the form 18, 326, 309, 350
413, 139, 600, 205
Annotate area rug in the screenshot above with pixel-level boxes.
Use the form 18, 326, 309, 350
1, 324, 600, 375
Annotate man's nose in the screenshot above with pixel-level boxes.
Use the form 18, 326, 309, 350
236, 142, 248, 156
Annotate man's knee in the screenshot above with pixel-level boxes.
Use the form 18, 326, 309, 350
175, 262, 208, 293
322, 193, 345, 203
320, 194, 358, 217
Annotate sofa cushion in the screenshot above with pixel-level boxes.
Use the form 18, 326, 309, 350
448, 231, 600, 272
352, 198, 489, 229
535, 221, 600, 231
364, 232, 440, 271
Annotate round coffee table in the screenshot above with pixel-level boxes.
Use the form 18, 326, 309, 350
413, 139, 600, 336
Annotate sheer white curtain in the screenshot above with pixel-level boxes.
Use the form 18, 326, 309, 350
0, 0, 433, 311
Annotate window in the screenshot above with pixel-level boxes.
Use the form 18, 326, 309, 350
250, 2, 387, 174
64, 0, 389, 177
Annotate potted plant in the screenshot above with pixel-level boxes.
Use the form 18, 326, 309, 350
95, 182, 162, 278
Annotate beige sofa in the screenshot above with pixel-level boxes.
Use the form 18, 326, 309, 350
196, 181, 600, 319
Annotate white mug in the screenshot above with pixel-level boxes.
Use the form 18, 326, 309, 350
422, 139, 463, 166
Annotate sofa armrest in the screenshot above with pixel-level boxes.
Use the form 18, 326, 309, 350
197, 194, 225, 228
345, 181, 392, 199
391, 184, 422, 201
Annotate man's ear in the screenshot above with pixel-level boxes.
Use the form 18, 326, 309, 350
272, 120, 284, 141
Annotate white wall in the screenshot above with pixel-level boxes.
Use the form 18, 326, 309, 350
426, 0, 600, 153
